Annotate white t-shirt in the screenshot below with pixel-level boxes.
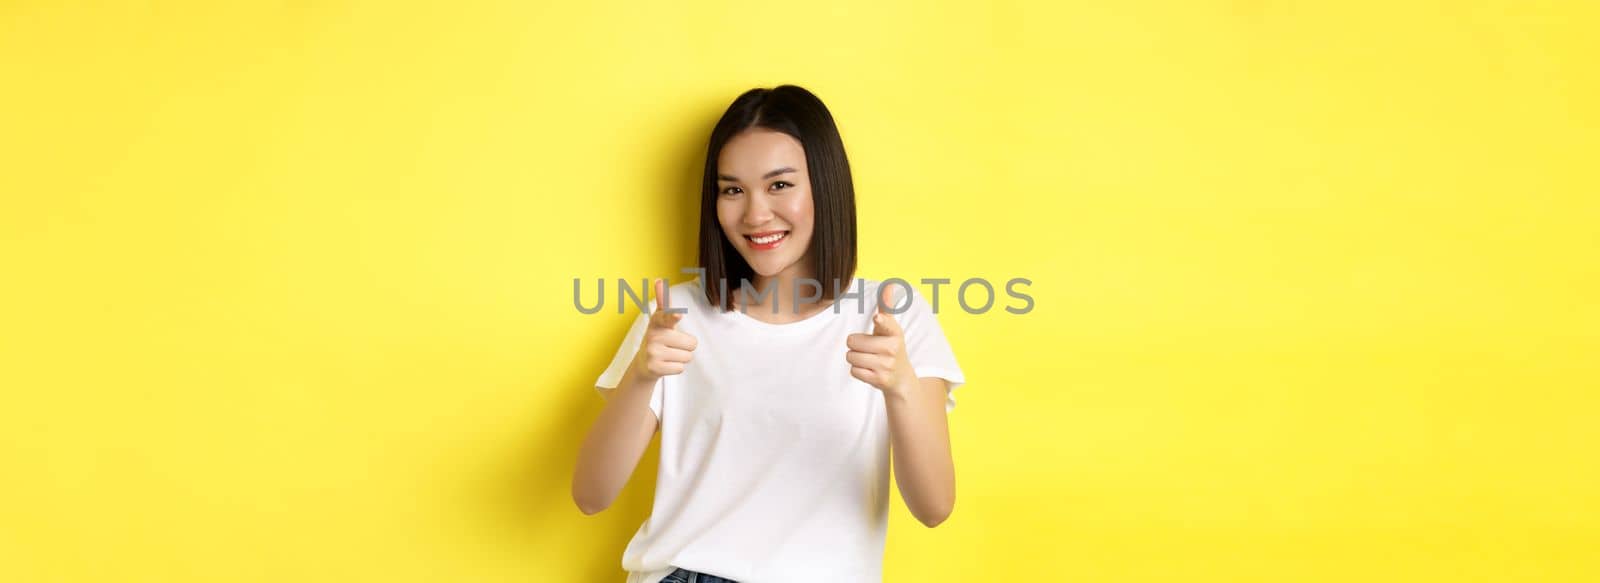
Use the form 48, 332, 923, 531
593, 277, 965, 583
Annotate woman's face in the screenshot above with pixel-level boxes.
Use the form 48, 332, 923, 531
715, 128, 815, 281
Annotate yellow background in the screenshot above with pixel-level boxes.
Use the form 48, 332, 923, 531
3, 1, 1596, 581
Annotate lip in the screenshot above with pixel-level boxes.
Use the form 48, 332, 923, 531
743, 230, 789, 251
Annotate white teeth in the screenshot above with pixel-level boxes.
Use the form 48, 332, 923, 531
751, 232, 786, 244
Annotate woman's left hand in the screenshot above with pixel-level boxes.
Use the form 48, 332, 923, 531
846, 286, 918, 398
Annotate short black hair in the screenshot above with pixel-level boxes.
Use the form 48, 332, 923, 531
697, 84, 858, 311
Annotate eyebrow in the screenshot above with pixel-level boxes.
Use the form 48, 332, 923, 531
717, 167, 797, 182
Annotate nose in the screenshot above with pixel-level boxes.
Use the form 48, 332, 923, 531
741, 192, 773, 227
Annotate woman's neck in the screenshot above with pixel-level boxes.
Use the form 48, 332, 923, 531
738, 269, 830, 322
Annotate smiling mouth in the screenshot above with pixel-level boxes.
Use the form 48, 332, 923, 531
743, 230, 789, 249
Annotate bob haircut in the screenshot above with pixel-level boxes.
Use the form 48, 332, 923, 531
697, 84, 858, 311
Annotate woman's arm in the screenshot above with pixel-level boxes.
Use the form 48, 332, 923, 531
571, 367, 660, 515
848, 285, 958, 527
884, 377, 956, 527
572, 279, 694, 515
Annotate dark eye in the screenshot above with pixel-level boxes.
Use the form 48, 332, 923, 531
720, 186, 743, 196
770, 181, 792, 191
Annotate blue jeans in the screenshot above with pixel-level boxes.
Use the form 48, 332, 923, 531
660, 567, 739, 583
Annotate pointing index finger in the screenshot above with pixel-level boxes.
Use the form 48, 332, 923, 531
872, 282, 905, 336
651, 278, 687, 329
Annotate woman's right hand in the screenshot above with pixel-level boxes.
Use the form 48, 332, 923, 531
630, 278, 697, 382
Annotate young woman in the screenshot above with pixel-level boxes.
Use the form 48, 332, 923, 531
572, 85, 965, 583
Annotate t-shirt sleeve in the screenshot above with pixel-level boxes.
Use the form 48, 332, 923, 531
594, 311, 665, 421
888, 285, 967, 413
